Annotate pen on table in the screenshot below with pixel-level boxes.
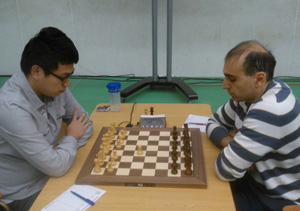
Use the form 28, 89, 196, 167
188, 122, 207, 126
71, 191, 95, 206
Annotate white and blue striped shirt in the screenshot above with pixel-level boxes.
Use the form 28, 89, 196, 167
206, 79, 300, 204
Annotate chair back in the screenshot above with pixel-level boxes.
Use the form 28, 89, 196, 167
0, 192, 10, 211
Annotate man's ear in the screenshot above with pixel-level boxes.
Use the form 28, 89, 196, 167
254, 71, 266, 87
31, 65, 42, 80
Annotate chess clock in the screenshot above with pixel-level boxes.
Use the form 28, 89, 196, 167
139, 114, 166, 128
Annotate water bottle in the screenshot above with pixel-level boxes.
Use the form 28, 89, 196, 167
106, 82, 121, 112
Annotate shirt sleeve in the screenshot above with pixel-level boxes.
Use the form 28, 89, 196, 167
206, 99, 236, 148
0, 102, 78, 177
61, 88, 93, 148
214, 102, 282, 181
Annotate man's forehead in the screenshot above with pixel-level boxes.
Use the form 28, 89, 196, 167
53, 63, 74, 73
223, 59, 248, 78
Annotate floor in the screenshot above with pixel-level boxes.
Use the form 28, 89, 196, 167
1, 76, 300, 115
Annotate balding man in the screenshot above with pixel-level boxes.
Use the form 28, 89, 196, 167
206, 41, 300, 210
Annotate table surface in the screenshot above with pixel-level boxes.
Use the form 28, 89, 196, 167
31, 103, 235, 210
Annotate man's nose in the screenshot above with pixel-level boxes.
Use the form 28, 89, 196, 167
63, 78, 71, 87
222, 78, 230, 89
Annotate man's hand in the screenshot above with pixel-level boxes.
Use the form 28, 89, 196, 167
66, 106, 90, 140
248, 164, 258, 171
221, 136, 233, 148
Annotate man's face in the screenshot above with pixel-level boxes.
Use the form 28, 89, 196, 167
39, 63, 73, 98
222, 57, 258, 103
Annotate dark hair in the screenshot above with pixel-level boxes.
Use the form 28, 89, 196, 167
20, 27, 79, 76
225, 40, 276, 81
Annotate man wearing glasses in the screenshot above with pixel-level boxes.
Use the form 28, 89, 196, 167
0, 27, 93, 211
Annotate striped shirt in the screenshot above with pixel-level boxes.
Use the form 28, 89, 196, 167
206, 79, 300, 204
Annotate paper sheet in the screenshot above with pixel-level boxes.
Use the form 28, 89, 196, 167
42, 185, 106, 211
183, 114, 210, 132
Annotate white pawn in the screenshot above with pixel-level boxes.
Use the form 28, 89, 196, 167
104, 146, 109, 155
99, 158, 104, 167
99, 144, 104, 152
112, 149, 118, 160
100, 150, 106, 161
116, 139, 122, 149
120, 126, 127, 135
137, 145, 143, 155
94, 158, 101, 173
119, 134, 125, 141
107, 161, 114, 173
110, 157, 116, 166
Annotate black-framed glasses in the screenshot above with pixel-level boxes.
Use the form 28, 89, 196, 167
49, 71, 74, 82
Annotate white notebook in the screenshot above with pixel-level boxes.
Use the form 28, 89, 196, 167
42, 185, 106, 211
183, 114, 209, 132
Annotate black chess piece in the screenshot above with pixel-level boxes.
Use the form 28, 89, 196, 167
150, 107, 154, 115
171, 155, 178, 175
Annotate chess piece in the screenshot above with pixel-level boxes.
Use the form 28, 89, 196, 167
104, 145, 109, 155
104, 134, 113, 144
172, 154, 178, 162
173, 133, 178, 142
116, 139, 122, 149
110, 157, 116, 166
104, 133, 112, 142
171, 150, 177, 157
185, 164, 193, 175
110, 123, 118, 135
96, 150, 101, 159
96, 150, 104, 161
137, 145, 143, 155
102, 136, 108, 143
107, 139, 112, 149
172, 126, 178, 149
99, 144, 104, 151
120, 126, 127, 135
109, 136, 114, 144
183, 131, 191, 152
171, 135, 178, 175
172, 126, 177, 134
183, 123, 189, 136
171, 162, 178, 175
94, 158, 101, 173
150, 107, 154, 115
102, 141, 108, 151
118, 134, 125, 144
100, 150, 106, 161
99, 158, 104, 167
112, 149, 118, 160
107, 161, 114, 173
184, 154, 193, 175
172, 141, 178, 151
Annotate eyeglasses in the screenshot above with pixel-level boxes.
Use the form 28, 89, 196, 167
49, 71, 74, 82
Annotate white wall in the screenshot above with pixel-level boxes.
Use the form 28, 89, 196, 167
0, 0, 299, 77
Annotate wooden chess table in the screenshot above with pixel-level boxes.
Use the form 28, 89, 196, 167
31, 103, 235, 211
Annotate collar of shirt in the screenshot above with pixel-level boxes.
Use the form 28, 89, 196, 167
15, 71, 53, 111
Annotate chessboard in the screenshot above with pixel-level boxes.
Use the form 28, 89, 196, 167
75, 125, 207, 188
